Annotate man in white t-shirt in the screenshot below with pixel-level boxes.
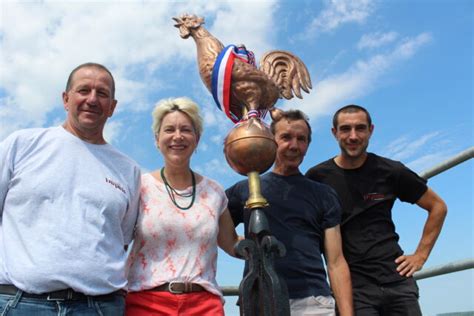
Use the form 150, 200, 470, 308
0, 63, 141, 315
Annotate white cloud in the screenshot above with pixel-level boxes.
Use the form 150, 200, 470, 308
211, 134, 224, 146
406, 152, 454, 174
203, 108, 219, 126
375, 129, 468, 174
104, 120, 124, 145
208, 1, 278, 58
198, 141, 209, 152
285, 32, 432, 120
358, 31, 399, 50
309, 0, 376, 35
393, 33, 433, 59
194, 158, 232, 177
382, 132, 440, 161
0, 1, 277, 140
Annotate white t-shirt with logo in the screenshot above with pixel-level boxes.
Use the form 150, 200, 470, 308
0, 126, 140, 295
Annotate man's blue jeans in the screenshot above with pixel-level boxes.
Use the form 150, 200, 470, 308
0, 290, 125, 316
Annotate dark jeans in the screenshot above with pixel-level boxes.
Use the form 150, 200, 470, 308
0, 290, 125, 316
353, 277, 422, 316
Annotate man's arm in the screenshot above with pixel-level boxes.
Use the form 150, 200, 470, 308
324, 225, 353, 316
122, 168, 141, 249
0, 136, 14, 216
395, 187, 447, 277
225, 184, 245, 227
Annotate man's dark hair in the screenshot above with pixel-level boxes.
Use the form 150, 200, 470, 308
332, 104, 372, 128
270, 109, 312, 143
65, 62, 115, 98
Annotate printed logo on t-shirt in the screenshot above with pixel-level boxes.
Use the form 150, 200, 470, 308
105, 177, 126, 194
364, 192, 385, 201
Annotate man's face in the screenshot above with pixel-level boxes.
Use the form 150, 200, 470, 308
332, 111, 373, 160
62, 67, 117, 136
273, 119, 309, 175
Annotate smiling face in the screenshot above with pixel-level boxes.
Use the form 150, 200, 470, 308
156, 111, 199, 168
273, 119, 310, 176
332, 110, 374, 167
62, 66, 116, 143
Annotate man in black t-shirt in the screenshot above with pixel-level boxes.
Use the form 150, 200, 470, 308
227, 110, 353, 316
306, 105, 447, 315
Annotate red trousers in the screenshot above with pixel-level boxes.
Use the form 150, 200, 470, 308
125, 291, 224, 316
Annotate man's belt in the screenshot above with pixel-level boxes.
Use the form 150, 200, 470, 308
148, 282, 206, 294
0, 284, 124, 301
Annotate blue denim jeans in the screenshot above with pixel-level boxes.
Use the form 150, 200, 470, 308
0, 290, 125, 316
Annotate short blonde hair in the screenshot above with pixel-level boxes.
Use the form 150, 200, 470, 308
151, 97, 203, 139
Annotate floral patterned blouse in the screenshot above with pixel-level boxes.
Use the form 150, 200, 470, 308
127, 173, 227, 298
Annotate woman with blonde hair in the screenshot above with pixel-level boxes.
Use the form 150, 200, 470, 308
126, 97, 239, 315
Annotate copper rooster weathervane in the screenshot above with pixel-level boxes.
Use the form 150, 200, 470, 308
173, 14, 312, 122
173, 13, 312, 316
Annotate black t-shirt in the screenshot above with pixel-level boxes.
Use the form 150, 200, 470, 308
226, 172, 341, 299
305, 153, 427, 285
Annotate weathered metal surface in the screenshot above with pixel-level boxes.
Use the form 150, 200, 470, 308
224, 118, 277, 176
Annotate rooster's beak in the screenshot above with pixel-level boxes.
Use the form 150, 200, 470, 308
172, 17, 182, 28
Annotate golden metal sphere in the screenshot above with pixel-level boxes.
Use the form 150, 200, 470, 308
224, 118, 276, 175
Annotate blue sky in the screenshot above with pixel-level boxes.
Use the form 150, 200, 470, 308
0, 0, 472, 315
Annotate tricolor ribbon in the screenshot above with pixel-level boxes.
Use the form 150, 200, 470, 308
211, 45, 239, 123
235, 46, 256, 66
211, 45, 267, 123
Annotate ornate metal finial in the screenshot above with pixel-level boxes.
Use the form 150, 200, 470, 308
174, 14, 313, 316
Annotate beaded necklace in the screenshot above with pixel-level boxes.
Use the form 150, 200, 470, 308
160, 167, 196, 210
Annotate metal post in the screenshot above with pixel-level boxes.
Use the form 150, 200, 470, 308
235, 208, 290, 316
235, 172, 290, 316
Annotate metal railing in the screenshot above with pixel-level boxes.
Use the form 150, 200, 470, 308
414, 258, 474, 281
419, 147, 474, 180
221, 146, 474, 297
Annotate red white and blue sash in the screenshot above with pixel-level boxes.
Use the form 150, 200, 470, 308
235, 46, 256, 66
212, 45, 267, 123
212, 45, 239, 123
